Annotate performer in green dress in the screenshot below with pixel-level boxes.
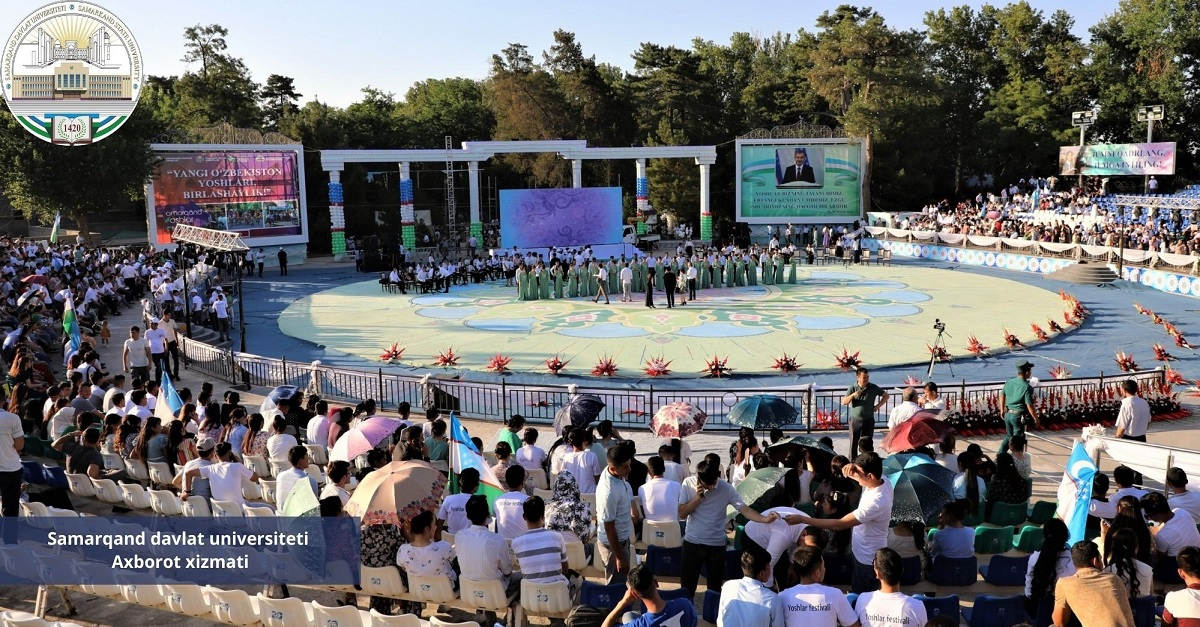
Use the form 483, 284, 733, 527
588, 262, 600, 296
552, 264, 565, 298
748, 255, 759, 286
527, 266, 540, 300
762, 254, 774, 286
733, 257, 744, 287
515, 265, 528, 301
724, 256, 735, 287
787, 254, 798, 284
567, 264, 579, 298
700, 258, 710, 289
655, 258, 666, 291
774, 253, 785, 283
539, 264, 551, 299
607, 259, 619, 294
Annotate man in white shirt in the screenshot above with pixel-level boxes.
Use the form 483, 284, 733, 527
780, 546, 859, 627
718, 547, 786, 627
685, 262, 698, 301
593, 264, 610, 304
1114, 379, 1151, 442
438, 468, 479, 535
560, 431, 601, 493
306, 410, 331, 448
1113, 465, 1148, 503
855, 548, 926, 627
211, 293, 230, 342
492, 465, 530, 540
126, 390, 152, 420
160, 311, 180, 381
1167, 468, 1200, 523
275, 446, 317, 507
597, 442, 637, 585
122, 325, 151, 382
512, 496, 570, 587
657, 444, 688, 483
174, 437, 218, 503
0, 407, 24, 534
786, 452, 894, 593
265, 416, 298, 465
456, 494, 518, 619
144, 318, 169, 384
619, 263, 633, 302
182, 442, 258, 506
638, 456, 682, 523
1143, 491, 1200, 558
887, 388, 921, 429
101, 376, 126, 413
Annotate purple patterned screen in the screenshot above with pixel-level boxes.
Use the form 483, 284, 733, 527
499, 187, 623, 248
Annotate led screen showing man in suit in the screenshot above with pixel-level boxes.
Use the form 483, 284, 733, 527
777, 147, 823, 187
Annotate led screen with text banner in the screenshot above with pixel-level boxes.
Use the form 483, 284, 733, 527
148, 150, 305, 246
736, 139, 865, 224
500, 187, 623, 248
1058, 142, 1177, 176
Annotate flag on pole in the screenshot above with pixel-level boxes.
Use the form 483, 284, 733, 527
62, 294, 81, 356
1055, 441, 1098, 545
160, 372, 184, 414
448, 412, 503, 508
49, 212, 61, 244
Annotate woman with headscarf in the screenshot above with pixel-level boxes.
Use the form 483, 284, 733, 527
546, 470, 592, 544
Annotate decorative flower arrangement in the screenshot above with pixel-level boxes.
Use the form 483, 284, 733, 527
814, 409, 841, 430
1064, 311, 1080, 327
834, 347, 862, 371
1048, 319, 1064, 334
1151, 313, 1165, 325
1048, 365, 1072, 379
703, 355, 734, 378
486, 354, 512, 374
772, 354, 802, 373
591, 355, 618, 377
1164, 367, 1187, 386
1003, 329, 1024, 349
643, 355, 673, 377
544, 355, 569, 375
1072, 300, 1088, 320
1031, 323, 1049, 342
379, 342, 405, 362
1115, 351, 1138, 373
966, 335, 989, 356
1153, 344, 1177, 362
1164, 322, 1181, 337
1133, 303, 1149, 315
903, 375, 923, 386
434, 347, 459, 367
1177, 335, 1196, 350
927, 344, 952, 363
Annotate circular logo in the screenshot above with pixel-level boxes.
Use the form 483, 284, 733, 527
2, 1, 143, 145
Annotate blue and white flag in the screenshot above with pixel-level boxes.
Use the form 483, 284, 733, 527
160, 372, 184, 413
1056, 441, 1098, 545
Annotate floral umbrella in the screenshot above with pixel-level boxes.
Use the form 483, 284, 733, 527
344, 460, 446, 527
328, 417, 402, 462
650, 402, 708, 439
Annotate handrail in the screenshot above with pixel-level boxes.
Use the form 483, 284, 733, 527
180, 336, 1169, 432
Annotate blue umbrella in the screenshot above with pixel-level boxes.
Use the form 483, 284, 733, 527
883, 452, 957, 524
727, 395, 797, 430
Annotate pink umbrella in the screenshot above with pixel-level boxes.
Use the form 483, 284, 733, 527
650, 401, 708, 438
329, 417, 401, 462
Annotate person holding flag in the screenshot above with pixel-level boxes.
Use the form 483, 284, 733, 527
62, 293, 82, 365
448, 411, 503, 508
49, 212, 61, 245
153, 372, 185, 424
1056, 441, 1098, 545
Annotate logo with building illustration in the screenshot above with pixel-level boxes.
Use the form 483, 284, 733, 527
1, 2, 143, 145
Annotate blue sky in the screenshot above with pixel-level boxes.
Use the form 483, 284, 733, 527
1, 0, 1119, 108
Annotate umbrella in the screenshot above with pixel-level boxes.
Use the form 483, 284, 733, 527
883, 453, 957, 524
650, 402, 707, 439
345, 460, 446, 527
767, 435, 837, 465
727, 395, 797, 430
554, 393, 605, 435
280, 475, 321, 518
328, 417, 402, 462
278, 477, 326, 576
20, 275, 49, 285
882, 414, 953, 453
729, 467, 789, 519
260, 385, 300, 418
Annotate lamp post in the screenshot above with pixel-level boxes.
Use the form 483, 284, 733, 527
1070, 110, 1096, 190
1136, 104, 1165, 193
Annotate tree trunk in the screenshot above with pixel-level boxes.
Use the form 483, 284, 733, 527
863, 132, 873, 216
74, 212, 91, 245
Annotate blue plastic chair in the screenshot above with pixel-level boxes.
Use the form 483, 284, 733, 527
646, 545, 682, 578
22, 461, 46, 485
659, 587, 691, 604
915, 594, 961, 624
702, 589, 721, 623
42, 465, 69, 490
822, 552, 854, 586
900, 555, 923, 586
580, 581, 628, 611
699, 549, 741, 581
1132, 595, 1156, 627
964, 594, 1029, 627
929, 556, 977, 587
979, 554, 1030, 587
847, 593, 860, 609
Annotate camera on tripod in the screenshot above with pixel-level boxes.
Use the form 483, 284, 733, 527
933, 319, 947, 334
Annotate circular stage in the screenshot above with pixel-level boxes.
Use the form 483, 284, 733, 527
279, 266, 1067, 377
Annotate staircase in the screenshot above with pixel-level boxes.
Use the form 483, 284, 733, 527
1049, 262, 1120, 285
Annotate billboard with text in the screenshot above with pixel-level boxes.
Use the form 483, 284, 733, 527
146, 147, 309, 247
736, 138, 865, 224
1058, 142, 1176, 176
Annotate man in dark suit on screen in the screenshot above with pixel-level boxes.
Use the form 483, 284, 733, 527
781, 147, 817, 184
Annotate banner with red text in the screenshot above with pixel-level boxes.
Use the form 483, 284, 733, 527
1058, 142, 1176, 176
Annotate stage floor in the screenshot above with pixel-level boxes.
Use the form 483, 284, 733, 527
278, 265, 1071, 377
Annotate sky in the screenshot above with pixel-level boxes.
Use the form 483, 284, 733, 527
0, 0, 1121, 109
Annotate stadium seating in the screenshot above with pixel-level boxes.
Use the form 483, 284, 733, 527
975, 526, 1015, 554
915, 594, 961, 624
519, 578, 572, 624
963, 594, 1029, 627
987, 502, 1027, 527
929, 556, 978, 587
979, 554, 1030, 587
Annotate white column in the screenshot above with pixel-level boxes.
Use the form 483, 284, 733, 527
635, 158, 646, 179
699, 163, 711, 219
572, 159, 583, 188
330, 170, 341, 186
468, 161, 481, 225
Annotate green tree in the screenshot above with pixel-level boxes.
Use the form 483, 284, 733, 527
401, 78, 494, 147
260, 74, 303, 131
180, 24, 229, 78
0, 103, 160, 240
486, 43, 573, 185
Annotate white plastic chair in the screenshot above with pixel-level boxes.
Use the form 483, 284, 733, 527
124, 458, 151, 484
528, 468, 549, 490
182, 495, 212, 517
207, 587, 259, 626
100, 452, 123, 471
360, 566, 406, 598
405, 574, 458, 604
255, 593, 313, 627
120, 576, 166, 607
0, 611, 50, 627
259, 479, 278, 504
210, 499, 245, 520
642, 519, 683, 548
91, 478, 125, 504
429, 618, 482, 627
119, 483, 152, 510
147, 462, 173, 487
459, 577, 516, 616
268, 459, 292, 477
311, 600, 367, 627
163, 584, 210, 617
244, 454, 272, 478
520, 578, 572, 622
242, 479, 264, 501
76, 563, 122, 598
304, 465, 325, 486
64, 473, 95, 497
305, 444, 328, 465
148, 490, 184, 516
368, 609, 423, 627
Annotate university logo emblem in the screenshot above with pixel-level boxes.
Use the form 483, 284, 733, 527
1, 1, 143, 145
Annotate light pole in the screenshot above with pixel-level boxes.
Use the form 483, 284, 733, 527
1070, 110, 1095, 190
1137, 104, 1165, 193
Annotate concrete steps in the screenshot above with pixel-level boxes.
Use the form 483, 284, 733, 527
1049, 262, 1119, 285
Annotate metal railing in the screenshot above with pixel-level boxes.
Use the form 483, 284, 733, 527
181, 337, 1168, 432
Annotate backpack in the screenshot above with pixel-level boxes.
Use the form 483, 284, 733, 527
566, 605, 607, 627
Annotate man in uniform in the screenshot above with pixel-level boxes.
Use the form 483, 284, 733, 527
998, 360, 1042, 454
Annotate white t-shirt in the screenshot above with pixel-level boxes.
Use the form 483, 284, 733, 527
638, 478, 682, 522
47, 407, 76, 439
306, 415, 330, 448
560, 450, 601, 494
102, 386, 126, 413
492, 491, 529, 540
266, 433, 298, 463
438, 492, 473, 534
1154, 510, 1200, 557
1169, 490, 1200, 524
855, 591, 927, 627
275, 468, 310, 507
516, 444, 546, 471
124, 337, 150, 367
781, 582, 857, 627
850, 481, 894, 565
320, 483, 351, 507
745, 507, 806, 587
144, 327, 168, 353
0, 410, 23, 473
663, 460, 688, 484
197, 461, 254, 505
